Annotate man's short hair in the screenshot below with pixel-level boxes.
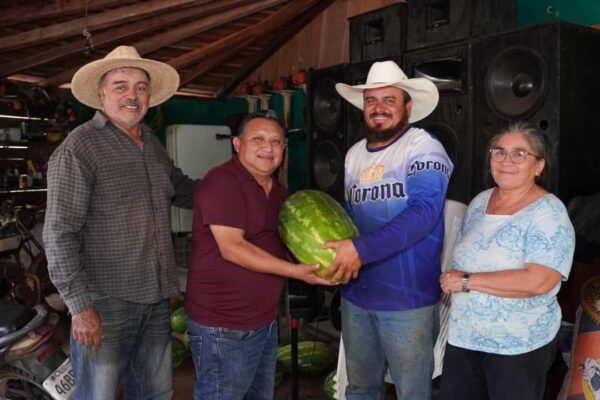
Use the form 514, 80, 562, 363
236, 110, 285, 138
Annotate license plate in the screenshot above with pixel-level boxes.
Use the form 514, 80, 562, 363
42, 358, 76, 400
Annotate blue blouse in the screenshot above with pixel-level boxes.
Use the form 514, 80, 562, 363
447, 189, 575, 355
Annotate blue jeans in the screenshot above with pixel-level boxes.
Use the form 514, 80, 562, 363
342, 299, 438, 400
70, 293, 172, 400
187, 318, 278, 400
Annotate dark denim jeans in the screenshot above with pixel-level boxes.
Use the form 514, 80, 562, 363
187, 318, 278, 400
440, 337, 558, 400
70, 293, 172, 400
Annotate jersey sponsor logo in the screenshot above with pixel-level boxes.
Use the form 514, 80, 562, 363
408, 159, 451, 178
360, 164, 385, 184
347, 181, 406, 206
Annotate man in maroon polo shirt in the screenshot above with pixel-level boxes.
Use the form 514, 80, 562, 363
185, 110, 332, 400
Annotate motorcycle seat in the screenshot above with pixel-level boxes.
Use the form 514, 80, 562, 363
0, 302, 36, 337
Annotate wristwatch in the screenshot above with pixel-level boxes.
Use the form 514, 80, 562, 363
461, 272, 471, 293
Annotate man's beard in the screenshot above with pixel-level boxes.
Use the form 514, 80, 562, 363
364, 113, 409, 144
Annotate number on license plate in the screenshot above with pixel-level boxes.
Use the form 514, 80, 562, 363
42, 358, 76, 400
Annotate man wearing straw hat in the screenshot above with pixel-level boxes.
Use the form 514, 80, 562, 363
43, 46, 196, 399
323, 60, 453, 399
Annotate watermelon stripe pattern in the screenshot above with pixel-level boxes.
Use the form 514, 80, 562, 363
276, 341, 335, 375
278, 190, 359, 277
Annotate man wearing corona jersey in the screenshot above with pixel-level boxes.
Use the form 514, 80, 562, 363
325, 61, 453, 399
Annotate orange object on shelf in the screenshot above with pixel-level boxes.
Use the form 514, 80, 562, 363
292, 71, 307, 85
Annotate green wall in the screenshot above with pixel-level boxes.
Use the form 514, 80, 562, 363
147, 96, 248, 146
518, 0, 600, 26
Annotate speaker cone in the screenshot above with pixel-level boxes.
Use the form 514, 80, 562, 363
313, 78, 342, 136
485, 46, 547, 119
312, 140, 342, 191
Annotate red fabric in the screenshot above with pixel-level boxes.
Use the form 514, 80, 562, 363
185, 156, 288, 330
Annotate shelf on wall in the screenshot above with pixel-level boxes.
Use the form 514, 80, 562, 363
0, 188, 47, 194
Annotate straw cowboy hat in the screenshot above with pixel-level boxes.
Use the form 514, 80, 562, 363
71, 46, 180, 110
335, 60, 439, 123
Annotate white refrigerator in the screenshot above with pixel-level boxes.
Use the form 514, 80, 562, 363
166, 124, 232, 233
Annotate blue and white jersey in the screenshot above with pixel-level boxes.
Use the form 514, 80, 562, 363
342, 126, 453, 311
447, 189, 575, 355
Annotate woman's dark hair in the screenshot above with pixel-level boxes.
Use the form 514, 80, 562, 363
236, 109, 285, 137
484, 122, 549, 189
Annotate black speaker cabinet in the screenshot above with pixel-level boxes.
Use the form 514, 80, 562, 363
404, 41, 474, 204
472, 22, 600, 203
349, 3, 407, 63
406, 0, 516, 50
307, 64, 347, 202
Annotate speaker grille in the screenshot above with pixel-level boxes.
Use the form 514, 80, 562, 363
312, 78, 343, 136
307, 64, 347, 202
312, 140, 343, 192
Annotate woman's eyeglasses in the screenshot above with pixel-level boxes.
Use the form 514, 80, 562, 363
489, 148, 541, 164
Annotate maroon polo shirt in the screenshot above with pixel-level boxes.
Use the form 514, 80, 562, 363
185, 155, 289, 330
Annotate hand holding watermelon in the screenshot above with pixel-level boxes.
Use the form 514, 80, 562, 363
321, 239, 362, 284
288, 262, 335, 286
278, 190, 359, 280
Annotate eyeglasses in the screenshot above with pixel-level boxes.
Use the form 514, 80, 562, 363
489, 148, 541, 164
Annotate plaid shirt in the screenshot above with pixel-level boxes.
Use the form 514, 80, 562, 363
43, 111, 197, 314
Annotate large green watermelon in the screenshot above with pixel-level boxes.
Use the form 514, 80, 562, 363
276, 341, 335, 376
170, 307, 188, 333
278, 190, 358, 277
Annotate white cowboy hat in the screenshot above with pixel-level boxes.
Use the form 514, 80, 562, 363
71, 46, 180, 110
335, 60, 439, 123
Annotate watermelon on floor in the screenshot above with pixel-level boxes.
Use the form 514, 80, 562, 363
170, 307, 188, 333
276, 341, 335, 375
171, 336, 188, 369
278, 190, 358, 278
323, 369, 337, 400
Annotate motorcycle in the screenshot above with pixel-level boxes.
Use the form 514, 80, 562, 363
0, 302, 75, 400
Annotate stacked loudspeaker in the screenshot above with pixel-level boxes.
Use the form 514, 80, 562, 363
307, 0, 600, 205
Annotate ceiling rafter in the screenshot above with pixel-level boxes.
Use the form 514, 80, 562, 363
0, 0, 252, 78
0, 0, 337, 100
0, 0, 138, 28
0, 0, 213, 52
43, 0, 287, 87
178, 37, 257, 89
170, 0, 318, 72
218, 0, 336, 97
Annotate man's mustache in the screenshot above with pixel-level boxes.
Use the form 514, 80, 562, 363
120, 100, 140, 107
368, 112, 392, 119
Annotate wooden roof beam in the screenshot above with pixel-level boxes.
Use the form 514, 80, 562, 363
219, 0, 335, 97
173, 0, 319, 80
0, 0, 251, 78
0, 0, 137, 28
43, 0, 287, 86
0, 0, 214, 51
178, 37, 256, 87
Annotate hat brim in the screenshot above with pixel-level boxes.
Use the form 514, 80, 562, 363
71, 57, 180, 110
335, 78, 439, 123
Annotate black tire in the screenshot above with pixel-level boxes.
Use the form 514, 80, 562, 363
0, 365, 54, 400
